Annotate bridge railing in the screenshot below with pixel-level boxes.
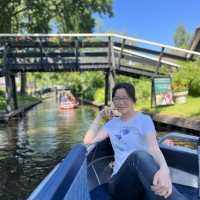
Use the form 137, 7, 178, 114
0, 33, 200, 75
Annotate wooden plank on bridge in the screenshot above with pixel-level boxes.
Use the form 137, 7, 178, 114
6, 51, 108, 58
114, 42, 191, 61
115, 52, 159, 67
117, 65, 163, 78
114, 46, 180, 68
7, 62, 109, 72
7, 41, 109, 49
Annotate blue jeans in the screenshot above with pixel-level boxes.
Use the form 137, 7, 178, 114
108, 151, 188, 200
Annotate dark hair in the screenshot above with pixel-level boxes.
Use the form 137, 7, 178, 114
112, 82, 137, 102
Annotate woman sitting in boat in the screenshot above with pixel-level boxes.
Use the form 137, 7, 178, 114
84, 83, 188, 200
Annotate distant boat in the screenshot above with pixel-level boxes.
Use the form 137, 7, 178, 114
27, 132, 199, 200
59, 101, 79, 110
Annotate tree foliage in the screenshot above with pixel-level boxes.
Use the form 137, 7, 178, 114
172, 58, 200, 96
174, 24, 191, 49
0, 0, 113, 33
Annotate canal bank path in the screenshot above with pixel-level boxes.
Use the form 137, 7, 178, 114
0, 100, 42, 122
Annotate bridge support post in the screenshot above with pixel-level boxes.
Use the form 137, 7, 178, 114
20, 72, 27, 95
3, 43, 18, 112
5, 74, 18, 112
105, 36, 116, 106
105, 37, 116, 105
105, 70, 115, 106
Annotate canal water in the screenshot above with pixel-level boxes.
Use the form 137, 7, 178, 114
0, 97, 98, 200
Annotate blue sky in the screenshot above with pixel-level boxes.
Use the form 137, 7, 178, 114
94, 0, 200, 46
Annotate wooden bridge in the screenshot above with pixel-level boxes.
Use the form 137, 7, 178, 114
1, 33, 200, 112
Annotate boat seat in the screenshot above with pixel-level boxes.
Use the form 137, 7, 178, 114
173, 184, 199, 200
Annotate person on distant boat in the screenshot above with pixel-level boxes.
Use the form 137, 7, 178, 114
59, 92, 63, 103
60, 92, 68, 103
84, 83, 188, 200
68, 92, 76, 103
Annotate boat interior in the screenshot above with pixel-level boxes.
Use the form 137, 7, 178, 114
27, 132, 200, 200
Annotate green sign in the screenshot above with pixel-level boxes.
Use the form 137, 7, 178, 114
153, 77, 174, 106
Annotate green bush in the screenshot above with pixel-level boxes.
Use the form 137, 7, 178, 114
135, 79, 151, 101
172, 59, 200, 96
0, 90, 5, 96
94, 88, 105, 103
0, 90, 6, 110
82, 87, 96, 100
189, 77, 200, 96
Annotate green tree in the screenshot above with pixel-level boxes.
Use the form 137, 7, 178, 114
172, 58, 200, 96
0, 0, 21, 32
174, 24, 191, 49
0, 0, 113, 33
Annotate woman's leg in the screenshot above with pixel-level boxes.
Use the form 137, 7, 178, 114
108, 154, 145, 200
130, 151, 189, 200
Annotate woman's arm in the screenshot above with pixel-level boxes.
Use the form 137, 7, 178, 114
83, 107, 112, 145
145, 133, 172, 198
146, 133, 169, 172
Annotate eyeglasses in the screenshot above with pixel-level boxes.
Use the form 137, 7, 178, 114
113, 96, 131, 103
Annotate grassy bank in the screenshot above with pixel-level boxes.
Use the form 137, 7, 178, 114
0, 91, 40, 111
136, 96, 200, 118
94, 94, 200, 118
17, 94, 40, 107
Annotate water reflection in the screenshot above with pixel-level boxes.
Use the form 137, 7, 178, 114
0, 98, 97, 200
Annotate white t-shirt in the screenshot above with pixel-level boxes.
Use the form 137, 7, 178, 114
102, 112, 156, 176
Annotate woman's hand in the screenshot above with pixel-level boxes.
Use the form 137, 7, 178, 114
98, 106, 121, 120
98, 106, 114, 120
151, 167, 172, 198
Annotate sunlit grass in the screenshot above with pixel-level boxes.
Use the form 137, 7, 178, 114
136, 96, 200, 117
